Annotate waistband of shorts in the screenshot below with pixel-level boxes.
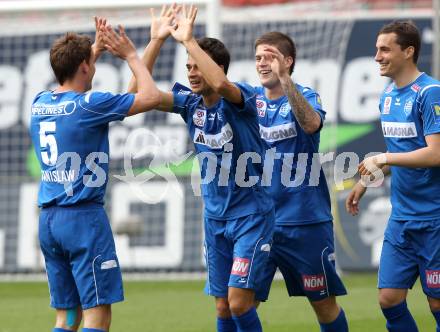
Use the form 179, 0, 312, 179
40, 201, 104, 211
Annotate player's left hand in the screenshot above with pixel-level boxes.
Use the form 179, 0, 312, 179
358, 153, 387, 176
262, 45, 290, 79
168, 4, 197, 43
92, 16, 107, 58
150, 4, 177, 41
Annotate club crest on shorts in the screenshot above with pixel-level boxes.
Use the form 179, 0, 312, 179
231, 257, 250, 276
193, 108, 206, 127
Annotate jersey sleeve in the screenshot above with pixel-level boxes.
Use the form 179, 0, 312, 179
231, 82, 257, 116
171, 82, 195, 123
79, 91, 134, 125
419, 85, 440, 136
302, 86, 326, 131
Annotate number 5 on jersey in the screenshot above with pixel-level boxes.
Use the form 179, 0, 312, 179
39, 121, 58, 166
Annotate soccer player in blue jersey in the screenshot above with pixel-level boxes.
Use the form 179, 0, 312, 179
346, 20, 440, 332
29, 19, 161, 332
128, 4, 274, 331
253, 32, 349, 332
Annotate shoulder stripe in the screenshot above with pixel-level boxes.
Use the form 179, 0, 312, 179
420, 84, 440, 97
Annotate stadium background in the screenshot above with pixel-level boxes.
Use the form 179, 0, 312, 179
0, 0, 438, 330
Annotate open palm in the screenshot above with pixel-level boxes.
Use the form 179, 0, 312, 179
150, 4, 175, 40
169, 4, 197, 43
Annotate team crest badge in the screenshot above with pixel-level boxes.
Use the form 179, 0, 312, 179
383, 96, 392, 114
257, 99, 267, 117
279, 103, 291, 117
403, 98, 414, 116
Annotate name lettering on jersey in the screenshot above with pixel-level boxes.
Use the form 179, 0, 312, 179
383, 96, 392, 114
31, 101, 76, 116
259, 122, 297, 142
193, 108, 206, 127
394, 97, 401, 106
426, 270, 440, 288
381, 121, 417, 138
411, 83, 421, 93
279, 103, 291, 117
193, 123, 233, 149
231, 257, 250, 276
403, 98, 414, 116
302, 274, 326, 291
257, 99, 267, 117
41, 170, 76, 183
431, 103, 440, 124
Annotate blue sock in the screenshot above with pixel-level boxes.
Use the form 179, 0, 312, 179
319, 308, 348, 332
217, 316, 237, 332
432, 310, 440, 332
232, 307, 262, 332
82, 329, 105, 332
53, 329, 71, 332
381, 300, 418, 332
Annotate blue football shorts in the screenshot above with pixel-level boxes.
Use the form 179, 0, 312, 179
379, 218, 440, 298
255, 221, 347, 302
39, 202, 124, 310
203, 209, 275, 298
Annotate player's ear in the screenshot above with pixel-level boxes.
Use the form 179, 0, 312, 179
405, 46, 414, 61
79, 60, 90, 74
285, 56, 293, 69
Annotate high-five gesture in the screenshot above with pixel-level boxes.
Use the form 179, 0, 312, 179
102, 25, 137, 60
150, 4, 177, 41
169, 4, 197, 43
92, 16, 107, 59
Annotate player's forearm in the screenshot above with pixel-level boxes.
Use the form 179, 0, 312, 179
183, 38, 229, 92
279, 75, 321, 134
91, 44, 103, 63
384, 148, 440, 168
128, 39, 164, 93
127, 54, 160, 110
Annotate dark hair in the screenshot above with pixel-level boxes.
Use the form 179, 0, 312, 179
196, 37, 231, 74
50, 32, 92, 85
378, 20, 420, 64
255, 31, 296, 74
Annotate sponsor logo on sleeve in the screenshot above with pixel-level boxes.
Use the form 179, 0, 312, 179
193, 108, 206, 127
259, 122, 297, 142
257, 99, 267, 117
426, 270, 440, 288
383, 96, 392, 114
231, 257, 250, 277
302, 274, 326, 291
381, 122, 417, 138
193, 123, 233, 149
431, 103, 440, 124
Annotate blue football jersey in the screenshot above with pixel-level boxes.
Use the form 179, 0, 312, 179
379, 73, 440, 220
29, 90, 134, 207
255, 84, 332, 225
172, 82, 273, 219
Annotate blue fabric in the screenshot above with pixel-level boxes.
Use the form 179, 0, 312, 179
217, 317, 237, 332
204, 209, 274, 297
53, 328, 71, 332
432, 310, 440, 332
82, 329, 105, 332
256, 222, 347, 301
29, 90, 134, 207
379, 218, 440, 298
379, 73, 440, 220
381, 300, 418, 332
319, 308, 348, 332
40, 203, 123, 309
232, 307, 262, 332
171, 82, 273, 219
254, 85, 332, 225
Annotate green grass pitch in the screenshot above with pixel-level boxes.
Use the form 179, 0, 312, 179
0, 273, 435, 331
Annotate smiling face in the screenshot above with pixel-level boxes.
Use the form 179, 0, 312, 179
186, 55, 212, 95
255, 44, 279, 89
375, 32, 413, 79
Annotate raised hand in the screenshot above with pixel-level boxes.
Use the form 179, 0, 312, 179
150, 4, 177, 41
102, 24, 137, 61
169, 4, 197, 43
262, 45, 290, 79
92, 16, 107, 58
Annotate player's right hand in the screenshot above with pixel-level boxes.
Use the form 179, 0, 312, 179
150, 4, 177, 41
345, 181, 367, 216
102, 24, 137, 61
169, 4, 197, 43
